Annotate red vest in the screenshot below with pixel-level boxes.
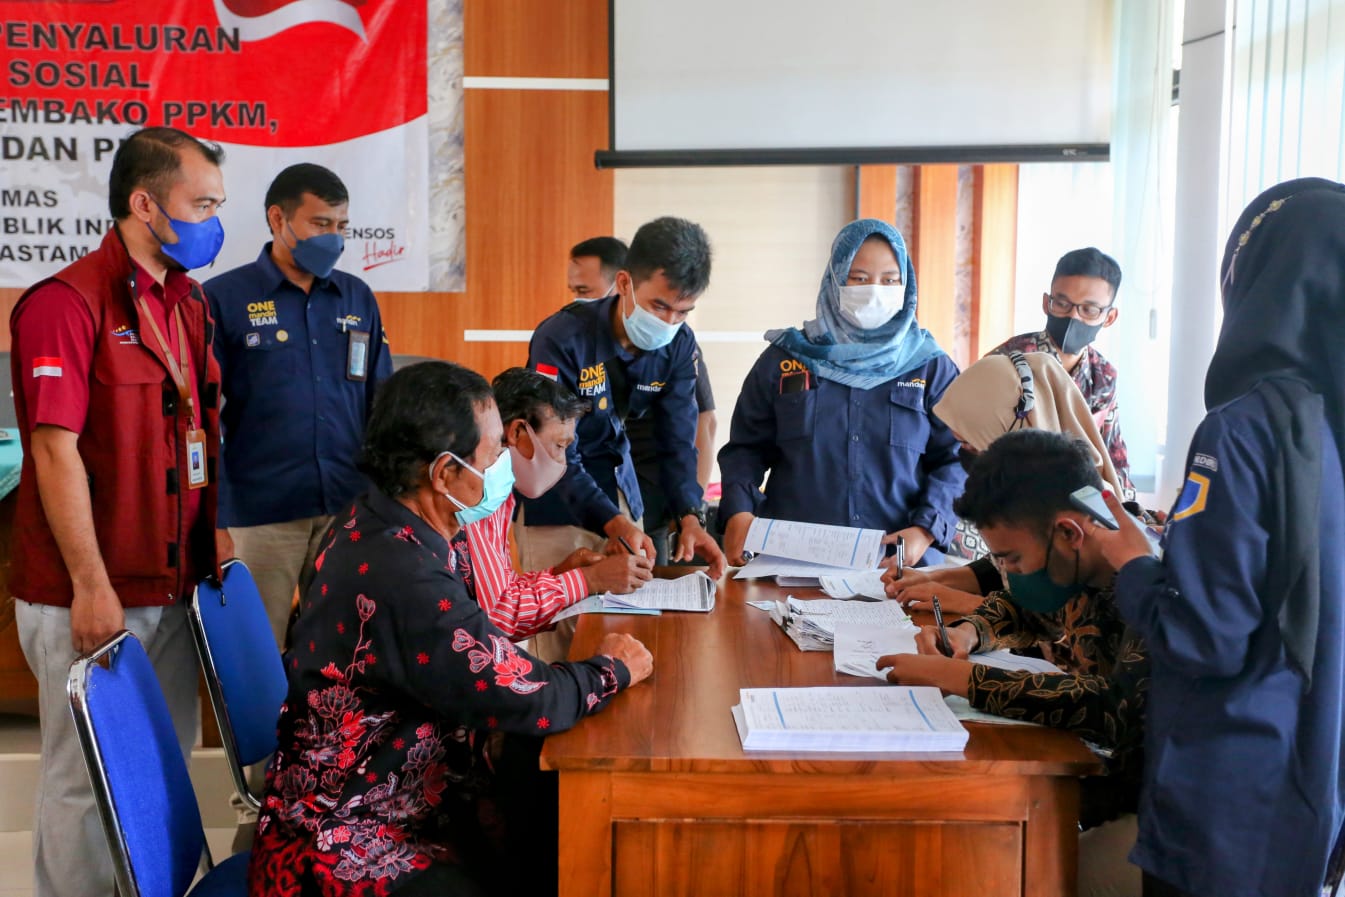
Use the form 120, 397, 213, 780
9, 227, 223, 608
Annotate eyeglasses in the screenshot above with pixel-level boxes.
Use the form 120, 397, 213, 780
1045, 294, 1113, 323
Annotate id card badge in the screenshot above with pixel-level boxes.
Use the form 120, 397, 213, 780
347, 330, 370, 382
185, 428, 208, 490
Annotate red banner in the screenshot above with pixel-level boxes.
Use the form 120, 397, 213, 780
0, 0, 434, 290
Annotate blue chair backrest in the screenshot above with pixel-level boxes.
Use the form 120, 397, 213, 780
190, 560, 288, 768
69, 632, 207, 897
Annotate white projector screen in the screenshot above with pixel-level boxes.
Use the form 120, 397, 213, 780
608, 0, 1114, 166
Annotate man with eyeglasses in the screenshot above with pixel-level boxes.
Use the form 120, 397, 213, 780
990, 247, 1134, 497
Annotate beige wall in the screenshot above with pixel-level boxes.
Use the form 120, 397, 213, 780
614, 165, 851, 481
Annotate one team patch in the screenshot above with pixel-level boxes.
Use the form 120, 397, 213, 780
1171, 471, 1210, 522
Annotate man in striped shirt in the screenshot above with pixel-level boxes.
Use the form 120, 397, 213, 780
460, 367, 654, 638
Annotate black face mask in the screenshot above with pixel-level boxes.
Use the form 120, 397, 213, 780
958, 446, 979, 474
1045, 313, 1103, 356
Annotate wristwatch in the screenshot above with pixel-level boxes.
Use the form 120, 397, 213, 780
677, 506, 708, 529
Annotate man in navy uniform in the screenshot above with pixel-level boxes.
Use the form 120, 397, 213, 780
205, 163, 393, 647
519, 217, 726, 594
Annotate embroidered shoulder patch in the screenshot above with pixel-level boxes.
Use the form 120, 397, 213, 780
1191, 453, 1218, 472
1171, 471, 1210, 522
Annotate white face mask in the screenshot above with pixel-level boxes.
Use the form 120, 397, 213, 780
837, 283, 905, 330
508, 422, 569, 499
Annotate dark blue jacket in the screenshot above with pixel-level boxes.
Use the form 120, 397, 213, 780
204, 246, 392, 528
1115, 389, 1345, 897
717, 344, 964, 547
521, 297, 702, 532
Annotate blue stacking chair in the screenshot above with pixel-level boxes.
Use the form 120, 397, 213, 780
68, 631, 249, 897
187, 559, 289, 811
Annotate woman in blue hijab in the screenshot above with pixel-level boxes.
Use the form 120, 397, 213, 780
717, 218, 964, 565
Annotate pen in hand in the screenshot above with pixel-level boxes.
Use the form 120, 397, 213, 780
618, 536, 643, 558
896, 536, 905, 580
931, 594, 953, 657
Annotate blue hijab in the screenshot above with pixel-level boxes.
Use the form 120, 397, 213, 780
766, 218, 945, 389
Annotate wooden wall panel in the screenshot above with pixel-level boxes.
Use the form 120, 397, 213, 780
856, 165, 898, 222
972, 164, 1019, 360
465, 0, 609, 79
909, 164, 959, 351
379, 86, 612, 379
0, 291, 18, 351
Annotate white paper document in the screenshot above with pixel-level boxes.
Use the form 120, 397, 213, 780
549, 595, 662, 622
772, 597, 913, 652
832, 623, 918, 678
732, 686, 969, 752
733, 555, 872, 583
818, 570, 888, 600
944, 696, 1042, 727
743, 518, 886, 570
601, 571, 717, 612
969, 649, 1066, 675
832, 624, 1066, 680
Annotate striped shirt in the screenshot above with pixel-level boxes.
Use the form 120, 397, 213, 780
462, 493, 588, 639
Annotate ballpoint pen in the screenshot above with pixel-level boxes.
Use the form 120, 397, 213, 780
931, 594, 953, 657
618, 536, 637, 555
896, 535, 905, 580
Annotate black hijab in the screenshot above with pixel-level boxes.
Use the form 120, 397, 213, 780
1206, 177, 1345, 688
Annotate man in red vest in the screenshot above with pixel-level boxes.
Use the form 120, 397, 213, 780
9, 127, 231, 897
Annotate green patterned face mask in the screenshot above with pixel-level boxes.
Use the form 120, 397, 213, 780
1005, 530, 1079, 614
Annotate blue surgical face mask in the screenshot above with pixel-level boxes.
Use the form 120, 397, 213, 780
438, 450, 514, 526
1004, 529, 1080, 614
286, 221, 344, 278
148, 200, 225, 270
622, 286, 683, 351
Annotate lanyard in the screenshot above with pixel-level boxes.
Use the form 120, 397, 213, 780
136, 295, 195, 429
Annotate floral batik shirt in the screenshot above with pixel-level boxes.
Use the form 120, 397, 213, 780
962, 581, 1149, 825
990, 331, 1135, 497
248, 488, 629, 897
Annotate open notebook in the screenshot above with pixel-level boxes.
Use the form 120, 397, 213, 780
732, 686, 969, 752
734, 518, 885, 586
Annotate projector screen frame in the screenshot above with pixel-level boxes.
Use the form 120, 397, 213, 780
594, 145, 1110, 169
601, 0, 1112, 169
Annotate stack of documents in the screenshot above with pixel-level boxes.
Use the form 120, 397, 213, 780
602, 571, 717, 611
551, 571, 717, 621
731, 686, 969, 752
735, 518, 885, 587
770, 597, 913, 651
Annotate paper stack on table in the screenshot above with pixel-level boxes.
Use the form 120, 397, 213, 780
770, 597, 913, 651
551, 571, 717, 621
734, 518, 885, 587
602, 571, 717, 612
731, 686, 969, 752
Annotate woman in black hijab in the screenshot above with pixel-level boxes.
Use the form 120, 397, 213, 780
1094, 177, 1345, 897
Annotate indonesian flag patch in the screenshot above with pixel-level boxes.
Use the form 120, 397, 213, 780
535, 363, 559, 382
32, 356, 63, 378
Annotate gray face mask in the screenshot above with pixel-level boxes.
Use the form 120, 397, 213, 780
1046, 313, 1103, 355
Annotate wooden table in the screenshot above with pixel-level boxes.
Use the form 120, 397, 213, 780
540, 575, 1102, 897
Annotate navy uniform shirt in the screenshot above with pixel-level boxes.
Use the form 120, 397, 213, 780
1114, 386, 1345, 897
522, 296, 702, 532
718, 345, 964, 547
627, 351, 714, 527
204, 245, 393, 528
